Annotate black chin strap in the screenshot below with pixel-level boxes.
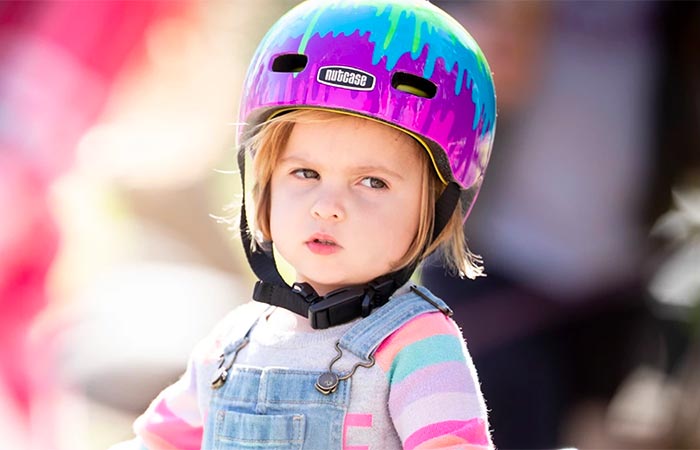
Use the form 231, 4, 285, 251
238, 148, 286, 286
237, 147, 459, 329
252, 276, 400, 329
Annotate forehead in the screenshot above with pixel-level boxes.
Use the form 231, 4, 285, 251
283, 114, 423, 166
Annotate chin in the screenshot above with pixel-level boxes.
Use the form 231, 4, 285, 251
305, 278, 347, 291
299, 266, 383, 291
315, 276, 379, 291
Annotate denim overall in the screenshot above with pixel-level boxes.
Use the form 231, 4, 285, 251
202, 285, 452, 450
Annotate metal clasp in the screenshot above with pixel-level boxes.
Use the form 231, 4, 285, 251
410, 285, 453, 317
315, 341, 375, 395
211, 338, 249, 389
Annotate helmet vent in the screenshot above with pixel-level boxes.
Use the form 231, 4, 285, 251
271, 54, 308, 73
391, 72, 437, 99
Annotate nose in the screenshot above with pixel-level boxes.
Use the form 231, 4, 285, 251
310, 189, 345, 222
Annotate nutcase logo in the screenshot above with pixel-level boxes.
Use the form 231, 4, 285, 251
317, 66, 376, 91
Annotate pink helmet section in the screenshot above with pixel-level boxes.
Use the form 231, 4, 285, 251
239, 0, 496, 215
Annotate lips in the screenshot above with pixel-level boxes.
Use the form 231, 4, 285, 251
307, 233, 338, 245
306, 233, 341, 255
312, 238, 335, 245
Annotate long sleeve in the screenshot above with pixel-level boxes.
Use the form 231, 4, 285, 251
375, 312, 492, 450
109, 352, 205, 450
107, 303, 267, 450
137, 358, 204, 449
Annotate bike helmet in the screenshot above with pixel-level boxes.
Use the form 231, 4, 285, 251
236, 0, 496, 328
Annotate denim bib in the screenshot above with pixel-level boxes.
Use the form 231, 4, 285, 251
202, 285, 451, 450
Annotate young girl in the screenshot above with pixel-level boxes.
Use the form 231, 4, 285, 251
112, 0, 496, 448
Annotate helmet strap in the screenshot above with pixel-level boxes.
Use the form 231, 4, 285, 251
237, 147, 459, 329
237, 147, 287, 286
432, 181, 460, 241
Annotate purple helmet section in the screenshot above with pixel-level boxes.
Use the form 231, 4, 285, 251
239, 0, 496, 210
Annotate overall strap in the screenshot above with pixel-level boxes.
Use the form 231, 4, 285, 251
238, 146, 460, 330
339, 285, 453, 361
210, 303, 275, 390
220, 303, 274, 357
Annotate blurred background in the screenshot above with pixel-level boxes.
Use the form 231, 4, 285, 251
0, 1, 698, 449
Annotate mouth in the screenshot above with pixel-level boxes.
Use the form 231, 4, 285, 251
310, 238, 336, 246
306, 233, 341, 255
306, 234, 339, 246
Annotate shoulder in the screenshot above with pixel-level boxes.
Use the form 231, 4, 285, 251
191, 300, 270, 363
369, 287, 492, 448
376, 309, 492, 448
374, 307, 467, 382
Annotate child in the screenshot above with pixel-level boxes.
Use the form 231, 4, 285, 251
112, 0, 496, 448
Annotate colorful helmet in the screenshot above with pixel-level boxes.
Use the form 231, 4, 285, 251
239, 0, 496, 219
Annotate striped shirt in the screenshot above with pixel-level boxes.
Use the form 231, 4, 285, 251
110, 297, 492, 450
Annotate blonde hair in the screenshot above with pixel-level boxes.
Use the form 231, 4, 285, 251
244, 109, 483, 279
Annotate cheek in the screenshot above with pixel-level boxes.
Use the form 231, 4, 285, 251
393, 185, 424, 247
369, 194, 421, 251
397, 203, 422, 245
268, 178, 286, 238
268, 175, 303, 241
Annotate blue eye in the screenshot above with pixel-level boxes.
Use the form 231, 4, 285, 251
360, 177, 387, 189
292, 168, 319, 179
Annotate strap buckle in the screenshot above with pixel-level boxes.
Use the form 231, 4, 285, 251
308, 278, 396, 329
308, 286, 366, 329
291, 282, 320, 304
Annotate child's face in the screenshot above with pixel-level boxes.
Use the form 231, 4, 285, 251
269, 115, 424, 296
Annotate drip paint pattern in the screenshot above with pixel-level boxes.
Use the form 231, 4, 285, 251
250, 0, 494, 135
239, 0, 497, 209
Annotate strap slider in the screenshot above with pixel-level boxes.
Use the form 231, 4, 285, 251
292, 282, 320, 304
368, 277, 395, 293
308, 286, 365, 329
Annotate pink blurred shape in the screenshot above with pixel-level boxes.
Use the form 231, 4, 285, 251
0, 1, 191, 447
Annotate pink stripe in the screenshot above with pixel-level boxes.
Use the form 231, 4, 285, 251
138, 399, 202, 449
375, 312, 457, 371
414, 436, 490, 450
345, 413, 373, 427
343, 413, 373, 450
139, 429, 181, 450
404, 419, 489, 450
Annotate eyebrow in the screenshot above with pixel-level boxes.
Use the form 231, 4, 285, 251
352, 165, 405, 181
279, 155, 311, 166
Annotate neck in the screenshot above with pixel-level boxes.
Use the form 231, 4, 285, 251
266, 307, 316, 333
295, 277, 344, 297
